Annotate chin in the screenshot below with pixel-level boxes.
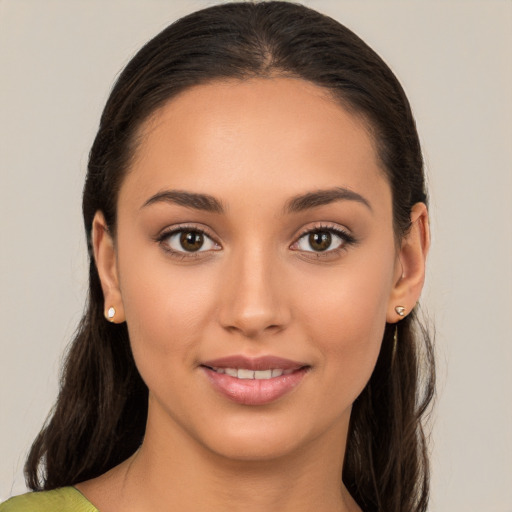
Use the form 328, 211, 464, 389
204, 429, 307, 463
192, 408, 343, 464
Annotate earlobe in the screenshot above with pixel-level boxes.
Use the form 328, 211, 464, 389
386, 202, 430, 323
92, 211, 126, 324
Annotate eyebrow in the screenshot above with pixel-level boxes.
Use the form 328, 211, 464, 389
142, 190, 225, 213
141, 186, 372, 214
284, 187, 372, 214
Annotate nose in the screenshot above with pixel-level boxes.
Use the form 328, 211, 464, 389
217, 244, 290, 339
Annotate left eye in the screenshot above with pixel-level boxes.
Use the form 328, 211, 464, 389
296, 229, 347, 252
162, 229, 218, 253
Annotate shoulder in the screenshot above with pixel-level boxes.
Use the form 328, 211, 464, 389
0, 487, 98, 512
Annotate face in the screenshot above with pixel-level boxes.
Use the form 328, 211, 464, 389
98, 78, 406, 462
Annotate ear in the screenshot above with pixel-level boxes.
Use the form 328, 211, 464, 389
92, 211, 126, 324
386, 202, 430, 323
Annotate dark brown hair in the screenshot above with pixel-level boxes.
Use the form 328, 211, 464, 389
25, 3, 435, 511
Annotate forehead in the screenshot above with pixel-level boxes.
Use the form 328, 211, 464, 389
121, 77, 389, 214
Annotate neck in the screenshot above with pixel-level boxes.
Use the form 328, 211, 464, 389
78, 401, 361, 512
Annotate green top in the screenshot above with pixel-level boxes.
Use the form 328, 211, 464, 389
0, 487, 98, 512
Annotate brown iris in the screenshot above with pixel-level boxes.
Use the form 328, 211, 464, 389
309, 231, 332, 251
180, 231, 204, 252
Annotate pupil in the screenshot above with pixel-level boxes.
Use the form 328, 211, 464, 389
180, 231, 203, 251
310, 231, 331, 251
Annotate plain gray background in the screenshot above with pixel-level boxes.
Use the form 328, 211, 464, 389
1, 1, 511, 510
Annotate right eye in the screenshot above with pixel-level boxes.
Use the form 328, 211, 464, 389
159, 227, 220, 255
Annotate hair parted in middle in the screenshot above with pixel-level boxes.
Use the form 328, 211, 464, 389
25, 3, 435, 512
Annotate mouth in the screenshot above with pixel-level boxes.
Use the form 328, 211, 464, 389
200, 355, 310, 405
204, 367, 297, 379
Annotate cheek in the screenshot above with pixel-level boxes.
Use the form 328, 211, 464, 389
118, 250, 218, 383
295, 255, 394, 397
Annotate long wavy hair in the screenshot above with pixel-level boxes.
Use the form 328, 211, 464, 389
25, 2, 435, 511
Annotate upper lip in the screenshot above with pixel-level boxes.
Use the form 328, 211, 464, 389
201, 355, 308, 371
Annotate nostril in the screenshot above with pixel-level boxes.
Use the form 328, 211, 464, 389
216, 273, 292, 337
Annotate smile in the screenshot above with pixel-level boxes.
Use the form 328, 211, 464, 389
200, 355, 310, 405
208, 367, 295, 379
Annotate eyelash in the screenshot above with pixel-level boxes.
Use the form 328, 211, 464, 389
156, 223, 356, 261
293, 223, 357, 259
156, 224, 218, 261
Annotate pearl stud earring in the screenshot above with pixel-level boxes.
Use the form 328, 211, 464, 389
106, 306, 116, 321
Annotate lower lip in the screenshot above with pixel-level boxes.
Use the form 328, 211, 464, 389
202, 367, 309, 405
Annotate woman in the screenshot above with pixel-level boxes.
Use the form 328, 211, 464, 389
1, 2, 434, 511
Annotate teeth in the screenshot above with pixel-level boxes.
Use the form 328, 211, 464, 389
224, 368, 238, 377
211, 367, 296, 379
254, 370, 272, 379
237, 369, 255, 379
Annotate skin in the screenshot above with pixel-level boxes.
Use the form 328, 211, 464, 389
78, 77, 429, 512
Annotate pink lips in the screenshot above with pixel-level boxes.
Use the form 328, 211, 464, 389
201, 355, 309, 405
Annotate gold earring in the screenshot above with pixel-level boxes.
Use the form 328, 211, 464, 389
395, 305, 406, 317
106, 306, 116, 322
391, 324, 398, 364
392, 324, 398, 364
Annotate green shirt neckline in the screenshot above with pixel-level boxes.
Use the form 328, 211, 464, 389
0, 486, 98, 512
